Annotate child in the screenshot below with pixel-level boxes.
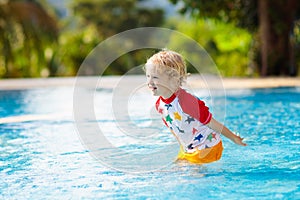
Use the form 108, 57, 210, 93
145, 50, 246, 164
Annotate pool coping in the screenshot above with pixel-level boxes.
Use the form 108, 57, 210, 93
0, 75, 299, 90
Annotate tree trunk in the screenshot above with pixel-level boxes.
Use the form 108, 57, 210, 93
258, 0, 269, 76
258, 0, 297, 76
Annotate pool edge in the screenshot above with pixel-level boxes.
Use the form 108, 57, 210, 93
0, 75, 299, 90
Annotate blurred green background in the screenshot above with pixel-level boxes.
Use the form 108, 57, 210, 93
0, 0, 299, 78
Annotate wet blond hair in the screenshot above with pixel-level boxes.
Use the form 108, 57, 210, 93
145, 50, 187, 85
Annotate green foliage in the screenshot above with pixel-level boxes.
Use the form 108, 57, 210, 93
0, 0, 58, 78
0, 0, 164, 78
58, 0, 164, 76
105, 49, 155, 75
167, 18, 253, 76
169, 0, 258, 32
71, 0, 164, 37
169, 0, 300, 76
2, 0, 299, 78
58, 25, 101, 76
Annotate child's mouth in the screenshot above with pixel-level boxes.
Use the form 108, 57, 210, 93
149, 86, 157, 91
148, 83, 157, 92
151, 87, 157, 91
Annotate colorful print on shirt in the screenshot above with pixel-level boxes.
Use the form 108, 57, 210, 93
156, 88, 221, 152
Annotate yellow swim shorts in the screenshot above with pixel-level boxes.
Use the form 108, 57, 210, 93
177, 141, 223, 164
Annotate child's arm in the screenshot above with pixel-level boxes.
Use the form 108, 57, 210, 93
207, 117, 247, 146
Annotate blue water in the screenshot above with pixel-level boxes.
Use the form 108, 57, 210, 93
0, 86, 299, 199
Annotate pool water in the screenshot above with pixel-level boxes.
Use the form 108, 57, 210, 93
0, 86, 299, 199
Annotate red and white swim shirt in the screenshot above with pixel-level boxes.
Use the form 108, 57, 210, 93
155, 88, 221, 153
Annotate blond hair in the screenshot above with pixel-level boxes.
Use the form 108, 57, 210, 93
145, 50, 187, 85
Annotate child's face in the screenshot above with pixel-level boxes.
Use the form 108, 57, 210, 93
145, 64, 179, 98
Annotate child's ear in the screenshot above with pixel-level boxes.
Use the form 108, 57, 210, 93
142, 65, 146, 72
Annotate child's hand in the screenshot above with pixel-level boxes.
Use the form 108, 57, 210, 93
232, 135, 247, 146
207, 118, 247, 146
